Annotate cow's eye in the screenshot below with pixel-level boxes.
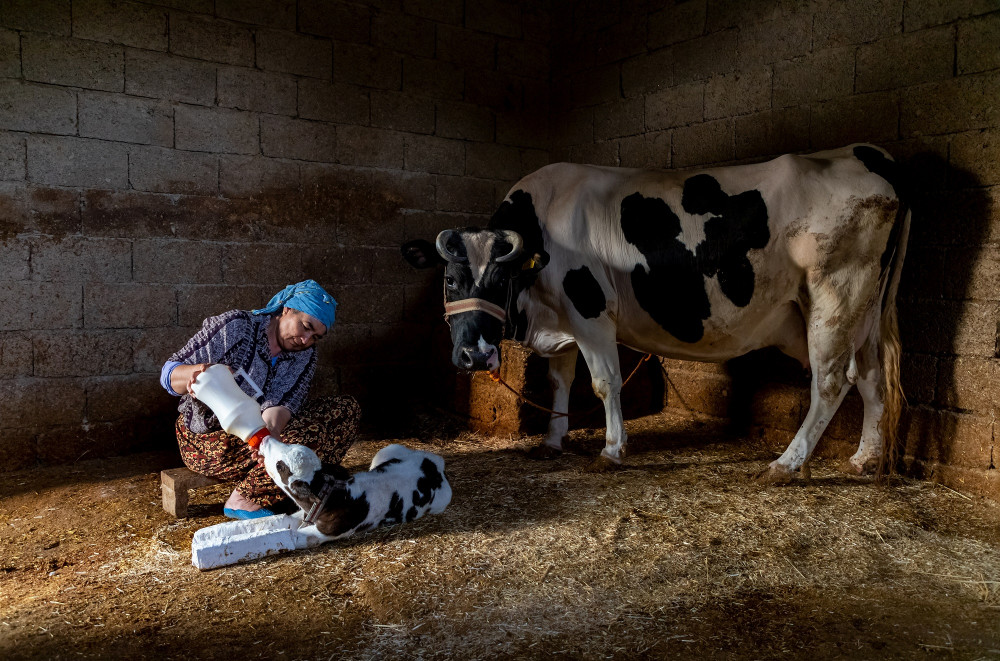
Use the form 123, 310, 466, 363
445, 276, 456, 289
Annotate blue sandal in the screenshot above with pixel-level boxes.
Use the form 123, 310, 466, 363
224, 507, 275, 520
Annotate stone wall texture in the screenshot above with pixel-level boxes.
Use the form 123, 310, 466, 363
1, 0, 998, 499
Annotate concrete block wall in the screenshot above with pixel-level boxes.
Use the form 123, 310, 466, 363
0, 0, 551, 469
548, 0, 1000, 497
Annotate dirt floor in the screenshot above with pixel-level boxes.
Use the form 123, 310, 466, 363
2, 411, 999, 660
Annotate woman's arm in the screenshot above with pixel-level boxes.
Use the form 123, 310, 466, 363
169, 363, 214, 397
262, 405, 292, 436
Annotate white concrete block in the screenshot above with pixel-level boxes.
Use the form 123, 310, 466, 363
191, 514, 309, 570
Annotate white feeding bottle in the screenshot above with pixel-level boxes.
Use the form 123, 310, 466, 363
190, 364, 270, 449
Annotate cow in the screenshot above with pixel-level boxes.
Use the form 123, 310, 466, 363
260, 436, 452, 543
402, 144, 910, 482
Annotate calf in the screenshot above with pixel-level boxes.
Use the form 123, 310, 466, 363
259, 437, 451, 544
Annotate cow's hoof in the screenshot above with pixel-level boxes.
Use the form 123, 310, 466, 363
839, 457, 878, 476
756, 461, 795, 485
526, 444, 563, 460
584, 455, 620, 473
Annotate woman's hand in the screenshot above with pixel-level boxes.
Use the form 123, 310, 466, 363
185, 363, 212, 398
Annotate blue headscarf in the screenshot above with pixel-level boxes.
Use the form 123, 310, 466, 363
252, 279, 337, 331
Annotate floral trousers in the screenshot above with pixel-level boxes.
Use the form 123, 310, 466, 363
175, 395, 361, 507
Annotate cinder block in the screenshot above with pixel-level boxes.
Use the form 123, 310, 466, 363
673, 30, 737, 84
958, 11, 1000, 74
22, 33, 122, 92
176, 284, 267, 327
336, 125, 403, 169
84, 283, 176, 328
648, 1, 706, 49
565, 140, 619, 167
168, 12, 253, 65
27, 135, 128, 189
298, 79, 369, 124
35, 419, 139, 465
901, 71, 1000, 136
572, 64, 620, 108
34, 330, 133, 377
260, 115, 337, 162
0, 0, 71, 35
216, 0, 295, 30
129, 146, 219, 195
950, 129, 1000, 187
645, 82, 704, 132
78, 91, 173, 146
857, 26, 954, 93
176, 105, 258, 155
372, 169, 435, 210
0, 80, 77, 135
83, 189, 241, 241
134, 326, 198, 373
0, 378, 85, 426
219, 155, 299, 199
773, 47, 854, 108
256, 28, 331, 79
0, 333, 32, 378
30, 235, 131, 283
435, 175, 494, 214
905, 407, 994, 469
622, 49, 674, 97
813, 0, 902, 49
903, 459, 999, 501
372, 12, 434, 58
72, 0, 167, 51
396, 0, 462, 25
704, 68, 772, 120
300, 246, 373, 285
673, 119, 734, 168
0, 28, 19, 78
0, 427, 37, 472
496, 108, 548, 151
218, 66, 297, 115
497, 39, 548, 77
222, 243, 303, 286
811, 92, 899, 150
735, 107, 810, 160
403, 57, 464, 101
466, 0, 521, 38
161, 466, 224, 518
334, 284, 404, 324
334, 42, 401, 90
901, 352, 937, 405
404, 134, 464, 175
435, 101, 494, 142
88, 374, 174, 422
0, 281, 82, 331
935, 355, 999, 412
436, 24, 496, 70
904, 0, 998, 31
737, 13, 812, 66
371, 90, 434, 134
298, 0, 372, 41
465, 142, 520, 180
594, 98, 644, 141
899, 300, 998, 357
125, 50, 215, 105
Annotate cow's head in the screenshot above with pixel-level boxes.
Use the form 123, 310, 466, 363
402, 228, 529, 372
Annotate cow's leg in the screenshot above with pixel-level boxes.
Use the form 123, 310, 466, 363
760, 323, 854, 484
527, 347, 578, 460
844, 323, 884, 475
575, 336, 625, 471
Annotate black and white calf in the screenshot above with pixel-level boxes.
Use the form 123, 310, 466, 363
259, 437, 451, 543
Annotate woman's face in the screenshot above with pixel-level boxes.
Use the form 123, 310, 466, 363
276, 308, 327, 352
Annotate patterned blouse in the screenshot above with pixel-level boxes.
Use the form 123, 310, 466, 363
165, 310, 317, 434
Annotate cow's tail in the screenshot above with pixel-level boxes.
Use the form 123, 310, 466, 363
876, 206, 911, 482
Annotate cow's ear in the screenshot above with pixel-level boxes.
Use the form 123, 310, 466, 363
401, 239, 444, 269
521, 251, 549, 272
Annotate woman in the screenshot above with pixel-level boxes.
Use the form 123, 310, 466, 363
160, 279, 360, 519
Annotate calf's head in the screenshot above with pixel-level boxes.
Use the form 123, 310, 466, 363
402, 228, 525, 372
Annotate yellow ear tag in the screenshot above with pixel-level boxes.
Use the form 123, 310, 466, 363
523, 258, 535, 270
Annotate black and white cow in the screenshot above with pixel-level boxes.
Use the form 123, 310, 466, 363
260, 437, 451, 543
402, 144, 910, 482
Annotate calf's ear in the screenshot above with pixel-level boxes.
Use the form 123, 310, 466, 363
401, 240, 445, 269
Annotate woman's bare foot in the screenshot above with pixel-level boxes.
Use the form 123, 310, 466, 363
223, 489, 261, 512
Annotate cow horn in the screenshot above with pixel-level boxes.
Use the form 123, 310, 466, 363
435, 230, 467, 264
495, 230, 524, 263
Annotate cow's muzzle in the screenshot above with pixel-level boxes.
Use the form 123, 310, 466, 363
455, 345, 499, 371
